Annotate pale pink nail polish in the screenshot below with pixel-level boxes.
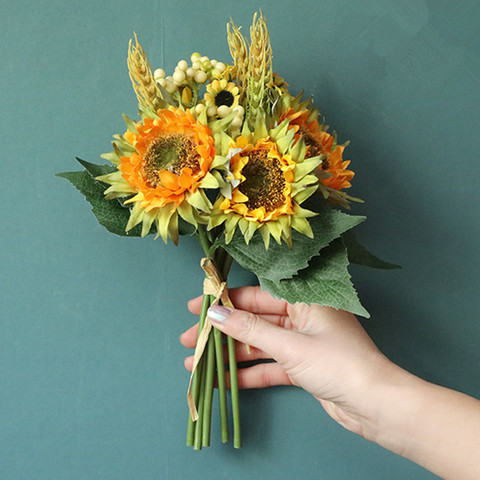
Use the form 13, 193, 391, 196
207, 305, 233, 323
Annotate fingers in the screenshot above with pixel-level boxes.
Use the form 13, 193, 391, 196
180, 311, 292, 349
206, 305, 297, 363
179, 323, 199, 349
183, 340, 270, 366
188, 286, 288, 316
236, 363, 294, 389
183, 356, 293, 389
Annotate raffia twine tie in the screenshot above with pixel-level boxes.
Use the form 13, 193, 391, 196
186, 257, 234, 421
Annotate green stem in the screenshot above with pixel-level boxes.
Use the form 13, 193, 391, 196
220, 251, 241, 448
228, 334, 241, 448
202, 323, 216, 447
186, 293, 211, 446
214, 326, 229, 443
193, 355, 207, 450
197, 224, 214, 258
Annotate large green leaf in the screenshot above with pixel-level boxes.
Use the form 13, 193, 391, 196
56, 169, 143, 237
259, 238, 370, 317
343, 231, 400, 269
219, 209, 365, 283
58, 161, 196, 238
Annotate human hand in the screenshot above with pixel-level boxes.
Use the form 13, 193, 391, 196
181, 286, 398, 436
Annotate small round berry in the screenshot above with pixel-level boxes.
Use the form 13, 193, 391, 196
233, 105, 244, 116
177, 60, 188, 71
217, 105, 231, 118
231, 116, 243, 128
154, 68, 165, 80
207, 106, 217, 116
211, 68, 221, 78
194, 70, 207, 83
173, 70, 186, 84
165, 81, 177, 94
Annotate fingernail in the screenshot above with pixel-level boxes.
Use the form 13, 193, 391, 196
207, 305, 233, 323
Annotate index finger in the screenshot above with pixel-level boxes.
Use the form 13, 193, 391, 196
188, 286, 289, 316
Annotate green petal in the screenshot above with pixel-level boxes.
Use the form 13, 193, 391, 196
266, 221, 283, 244
177, 200, 197, 226
259, 225, 271, 250
252, 114, 268, 143
275, 128, 295, 155
122, 113, 138, 133
208, 213, 227, 230
209, 111, 237, 135
168, 211, 179, 245
196, 107, 208, 125
126, 203, 144, 231
244, 221, 259, 244
141, 210, 156, 237
225, 213, 240, 233
269, 118, 290, 142
112, 134, 136, 153
294, 156, 323, 180
291, 216, 313, 237
199, 171, 220, 189
293, 185, 318, 204
290, 139, 307, 163
154, 205, 175, 243
100, 150, 121, 166
187, 190, 212, 212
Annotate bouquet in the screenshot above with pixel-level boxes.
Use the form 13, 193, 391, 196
58, 12, 398, 450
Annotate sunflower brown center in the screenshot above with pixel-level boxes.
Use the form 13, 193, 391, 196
215, 90, 234, 107
300, 127, 329, 169
239, 150, 286, 212
143, 133, 200, 185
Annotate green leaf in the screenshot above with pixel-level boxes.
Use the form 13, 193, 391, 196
76, 158, 117, 178
178, 217, 196, 236
342, 231, 401, 270
56, 170, 143, 237
218, 208, 365, 283
259, 238, 370, 317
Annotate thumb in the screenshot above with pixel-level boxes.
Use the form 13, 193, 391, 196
207, 304, 296, 363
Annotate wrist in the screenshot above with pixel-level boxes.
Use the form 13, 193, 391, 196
359, 361, 420, 451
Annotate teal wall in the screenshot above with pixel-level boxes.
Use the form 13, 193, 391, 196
1, 1, 479, 479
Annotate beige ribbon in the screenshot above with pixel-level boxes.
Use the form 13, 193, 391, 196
187, 258, 234, 421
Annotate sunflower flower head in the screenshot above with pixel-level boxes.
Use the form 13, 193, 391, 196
97, 107, 221, 244
280, 106, 360, 208
208, 118, 321, 248
204, 79, 240, 118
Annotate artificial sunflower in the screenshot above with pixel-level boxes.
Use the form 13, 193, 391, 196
97, 107, 219, 243
208, 118, 321, 248
279, 107, 357, 207
204, 79, 240, 118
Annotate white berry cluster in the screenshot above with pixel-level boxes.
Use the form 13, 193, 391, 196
154, 53, 227, 94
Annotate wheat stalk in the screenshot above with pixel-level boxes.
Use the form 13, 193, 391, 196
227, 20, 249, 93
127, 33, 162, 112
245, 12, 273, 128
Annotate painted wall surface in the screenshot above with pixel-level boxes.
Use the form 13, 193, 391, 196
1, 1, 479, 479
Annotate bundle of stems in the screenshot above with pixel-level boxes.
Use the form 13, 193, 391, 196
186, 225, 241, 449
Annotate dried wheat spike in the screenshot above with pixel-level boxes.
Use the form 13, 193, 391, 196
245, 11, 273, 128
227, 19, 249, 95
127, 33, 162, 112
